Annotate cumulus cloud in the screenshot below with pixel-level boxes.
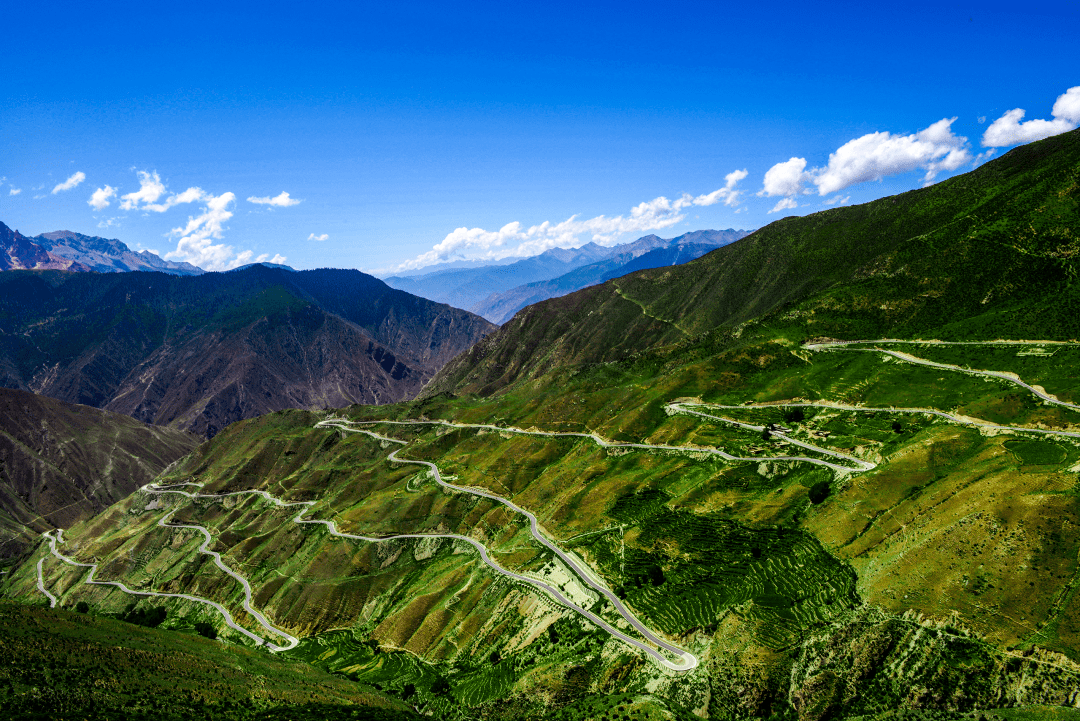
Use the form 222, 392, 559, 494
982, 86, 1080, 147
308, 233, 329, 241
759, 118, 974, 208
119, 170, 205, 212
392, 174, 749, 271
52, 171, 86, 194
248, 191, 302, 207
759, 157, 810, 198
815, 118, 971, 193
88, 185, 117, 210
8, 188, 21, 196
823, 195, 851, 206
162, 192, 286, 271
98, 218, 120, 229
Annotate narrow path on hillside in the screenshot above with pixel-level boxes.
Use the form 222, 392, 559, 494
145, 469, 697, 670
676, 401, 1080, 440
36, 557, 57, 608
806, 340, 1080, 412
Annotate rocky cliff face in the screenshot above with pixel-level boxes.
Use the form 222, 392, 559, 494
0, 265, 495, 437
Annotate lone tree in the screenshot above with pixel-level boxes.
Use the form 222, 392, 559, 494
194, 622, 217, 640
892, 421, 903, 433
75, 601, 90, 614
762, 428, 773, 441
808, 480, 831, 504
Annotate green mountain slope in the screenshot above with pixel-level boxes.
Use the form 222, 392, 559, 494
0, 601, 416, 720
427, 128, 1079, 398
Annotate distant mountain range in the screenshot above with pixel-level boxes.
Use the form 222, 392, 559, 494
0, 265, 494, 437
383, 229, 752, 323
471, 229, 752, 324
1, 222, 203, 275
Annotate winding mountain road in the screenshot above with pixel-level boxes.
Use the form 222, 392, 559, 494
40, 527, 291, 649
33, 339, 1079, 674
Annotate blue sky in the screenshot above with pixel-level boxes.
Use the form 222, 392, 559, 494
2, 0, 1077, 274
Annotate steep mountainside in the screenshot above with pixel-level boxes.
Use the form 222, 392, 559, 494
427, 128, 1080, 397
0, 222, 91, 272
0, 388, 198, 556
34, 229, 204, 275
472, 230, 750, 324
0, 265, 494, 436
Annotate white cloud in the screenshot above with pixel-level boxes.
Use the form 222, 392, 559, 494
759, 157, 810, 198
162, 192, 286, 271
392, 175, 748, 272
120, 171, 167, 210
759, 118, 973, 207
1055, 86, 1080, 123
768, 197, 798, 214
814, 118, 971, 194
8, 188, 21, 196
308, 233, 329, 241
98, 218, 120, 229
145, 186, 206, 212
982, 86, 1080, 147
248, 191, 302, 207
691, 169, 749, 207
823, 195, 851, 206
118, 170, 205, 212
88, 185, 117, 210
52, 171, 86, 194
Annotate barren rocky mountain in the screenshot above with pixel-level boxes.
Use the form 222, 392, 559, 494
0, 265, 495, 436
33, 229, 204, 275
0, 222, 91, 272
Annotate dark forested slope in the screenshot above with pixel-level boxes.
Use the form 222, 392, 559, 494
0, 265, 494, 436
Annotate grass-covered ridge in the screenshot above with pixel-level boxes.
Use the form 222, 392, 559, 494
427, 128, 1079, 398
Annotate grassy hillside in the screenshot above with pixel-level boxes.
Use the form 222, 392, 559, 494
4, 134, 1080, 719
0, 601, 416, 720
